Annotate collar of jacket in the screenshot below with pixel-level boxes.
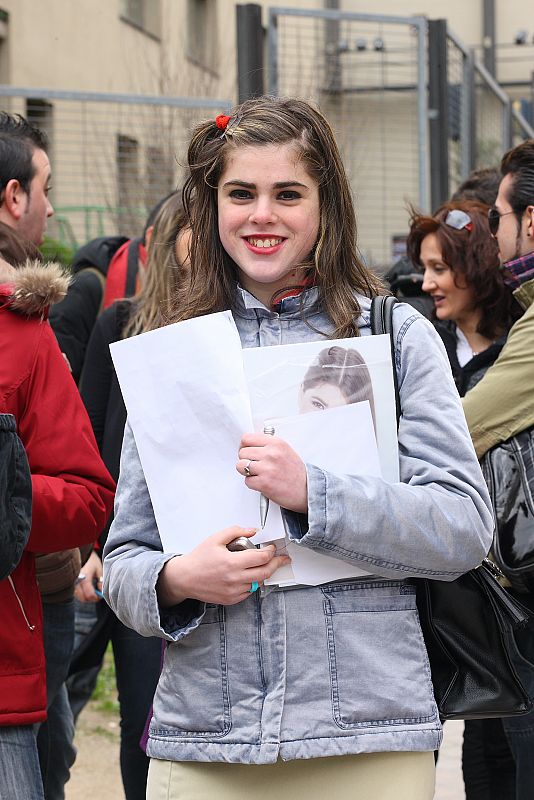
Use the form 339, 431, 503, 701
513, 276, 534, 311
0, 260, 70, 318
232, 283, 373, 330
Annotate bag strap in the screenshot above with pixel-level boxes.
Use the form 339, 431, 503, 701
370, 296, 401, 427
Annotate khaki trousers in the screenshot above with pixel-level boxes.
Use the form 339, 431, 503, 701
147, 751, 436, 800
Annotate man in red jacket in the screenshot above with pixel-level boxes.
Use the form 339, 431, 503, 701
0, 116, 114, 800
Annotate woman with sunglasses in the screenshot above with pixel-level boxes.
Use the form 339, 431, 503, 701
408, 201, 519, 397
408, 199, 520, 800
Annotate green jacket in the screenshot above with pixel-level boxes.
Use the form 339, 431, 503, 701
462, 277, 534, 457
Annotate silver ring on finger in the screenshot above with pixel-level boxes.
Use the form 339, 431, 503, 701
243, 460, 253, 478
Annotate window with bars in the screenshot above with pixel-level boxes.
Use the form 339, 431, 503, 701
186, 0, 218, 72
26, 99, 54, 162
117, 133, 143, 237
120, 0, 161, 40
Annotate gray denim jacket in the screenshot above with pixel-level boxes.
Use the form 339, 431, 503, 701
103, 289, 493, 764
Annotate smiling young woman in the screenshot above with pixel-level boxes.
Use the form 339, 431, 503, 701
103, 97, 494, 800
216, 142, 320, 307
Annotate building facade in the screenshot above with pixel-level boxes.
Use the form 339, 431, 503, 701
0, 0, 531, 264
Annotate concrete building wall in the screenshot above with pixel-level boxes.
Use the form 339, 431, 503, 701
0, 1, 532, 260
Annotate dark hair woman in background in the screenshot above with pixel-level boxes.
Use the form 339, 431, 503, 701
408, 199, 520, 800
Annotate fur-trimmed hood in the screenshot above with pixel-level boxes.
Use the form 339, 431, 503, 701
0, 260, 71, 317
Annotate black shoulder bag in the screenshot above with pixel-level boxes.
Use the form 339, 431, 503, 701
371, 295, 532, 720
481, 429, 534, 594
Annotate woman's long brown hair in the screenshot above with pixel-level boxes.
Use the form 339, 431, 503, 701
123, 192, 187, 338
170, 96, 385, 338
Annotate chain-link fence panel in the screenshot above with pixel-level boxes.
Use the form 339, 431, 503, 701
473, 68, 509, 171
269, 9, 428, 271
512, 103, 534, 148
0, 88, 231, 249
445, 33, 471, 196
439, 27, 534, 207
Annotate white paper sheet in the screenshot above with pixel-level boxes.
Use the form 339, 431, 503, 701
242, 334, 399, 483
110, 311, 259, 553
111, 314, 399, 588
262, 401, 380, 585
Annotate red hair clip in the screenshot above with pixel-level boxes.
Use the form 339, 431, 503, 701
215, 114, 231, 131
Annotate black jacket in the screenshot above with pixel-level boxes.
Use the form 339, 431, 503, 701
434, 320, 507, 398
79, 300, 131, 512
49, 235, 128, 383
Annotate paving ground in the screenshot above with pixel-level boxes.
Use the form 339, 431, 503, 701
66, 708, 466, 799
66, 703, 122, 800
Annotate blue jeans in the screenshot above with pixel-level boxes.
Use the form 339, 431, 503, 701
67, 600, 101, 723
502, 615, 534, 800
0, 725, 44, 799
36, 600, 76, 800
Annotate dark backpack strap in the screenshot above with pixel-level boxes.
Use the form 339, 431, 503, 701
125, 237, 142, 297
370, 296, 401, 428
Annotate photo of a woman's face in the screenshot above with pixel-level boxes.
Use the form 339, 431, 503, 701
299, 382, 348, 413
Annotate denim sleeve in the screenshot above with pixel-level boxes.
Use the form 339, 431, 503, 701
285, 308, 494, 581
103, 422, 206, 641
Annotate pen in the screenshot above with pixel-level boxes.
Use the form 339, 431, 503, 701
260, 424, 275, 528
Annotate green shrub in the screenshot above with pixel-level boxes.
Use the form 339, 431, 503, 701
41, 237, 76, 266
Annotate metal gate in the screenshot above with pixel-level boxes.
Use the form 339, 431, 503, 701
267, 7, 534, 268
445, 27, 534, 198
0, 86, 231, 248
267, 7, 429, 268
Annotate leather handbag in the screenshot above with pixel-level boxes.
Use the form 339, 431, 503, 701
416, 558, 531, 719
481, 428, 534, 594
371, 295, 532, 719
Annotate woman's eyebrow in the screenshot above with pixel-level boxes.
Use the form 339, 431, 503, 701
221, 179, 309, 189
273, 181, 308, 189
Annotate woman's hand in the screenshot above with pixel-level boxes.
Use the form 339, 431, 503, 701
237, 433, 308, 514
75, 550, 103, 603
156, 526, 291, 608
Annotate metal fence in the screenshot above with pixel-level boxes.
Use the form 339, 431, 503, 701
443, 28, 534, 200
267, 7, 534, 267
0, 87, 231, 249
268, 8, 428, 268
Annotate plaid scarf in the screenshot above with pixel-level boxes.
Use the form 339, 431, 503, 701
503, 250, 534, 290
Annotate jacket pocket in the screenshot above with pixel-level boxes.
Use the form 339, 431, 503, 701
153, 604, 231, 737
322, 581, 436, 729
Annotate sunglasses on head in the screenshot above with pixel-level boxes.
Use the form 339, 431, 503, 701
444, 210, 473, 231
488, 206, 516, 236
